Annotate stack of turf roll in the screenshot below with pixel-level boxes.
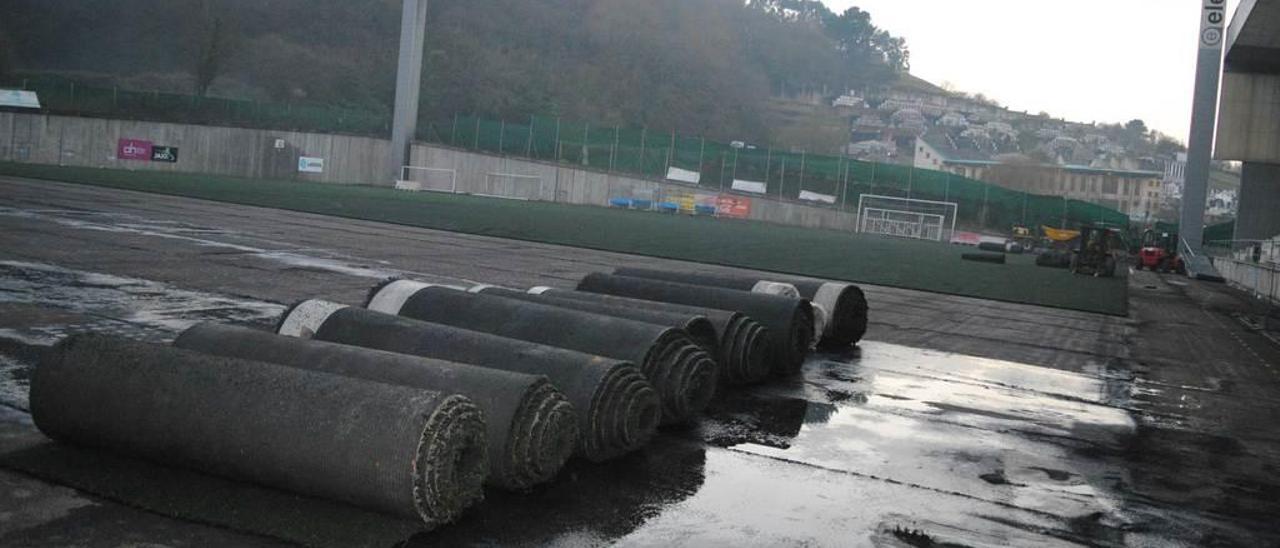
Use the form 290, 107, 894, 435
174, 322, 578, 490
612, 267, 868, 348
276, 300, 660, 462
517, 286, 773, 385
31, 334, 488, 530
366, 280, 718, 425
576, 273, 816, 375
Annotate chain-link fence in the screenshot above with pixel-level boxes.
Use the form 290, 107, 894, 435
6, 77, 1131, 235
7, 76, 390, 136
421, 114, 1130, 235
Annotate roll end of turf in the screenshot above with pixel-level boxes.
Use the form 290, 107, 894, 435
644, 331, 719, 424
962, 252, 1007, 265
411, 394, 490, 526
810, 282, 868, 348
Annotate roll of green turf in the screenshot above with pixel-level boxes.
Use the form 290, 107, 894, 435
31, 334, 488, 530
278, 300, 660, 462
368, 281, 717, 425
175, 322, 576, 491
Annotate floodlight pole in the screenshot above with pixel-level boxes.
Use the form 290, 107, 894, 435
1180, 0, 1226, 253
387, 0, 429, 185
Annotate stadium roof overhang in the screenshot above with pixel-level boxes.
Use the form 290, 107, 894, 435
1226, 0, 1280, 74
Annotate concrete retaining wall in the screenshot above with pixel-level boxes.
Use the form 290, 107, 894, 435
0, 112, 388, 185
409, 144, 859, 231
0, 112, 859, 232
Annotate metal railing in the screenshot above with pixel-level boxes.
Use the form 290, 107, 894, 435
1208, 239, 1280, 327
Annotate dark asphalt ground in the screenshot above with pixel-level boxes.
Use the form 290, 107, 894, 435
0, 176, 1277, 547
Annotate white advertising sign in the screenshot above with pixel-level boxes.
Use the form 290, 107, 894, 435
731, 179, 767, 195
298, 156, 325, 173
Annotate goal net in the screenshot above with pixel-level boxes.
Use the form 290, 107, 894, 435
395, 166, 457, 193
856, 194, 958, 242
483, 173, 545, 201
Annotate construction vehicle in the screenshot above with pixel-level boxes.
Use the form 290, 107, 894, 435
1010, 225, 1036, 253
1136, 229, 1186, 274
1070, 226, 1121, 278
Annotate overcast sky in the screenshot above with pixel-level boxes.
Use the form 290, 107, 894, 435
823, 0, 1241, 140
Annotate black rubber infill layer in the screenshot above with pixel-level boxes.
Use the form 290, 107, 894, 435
174, 323, 575, 491
31, 334, 488, 530
293, 304, 661, 462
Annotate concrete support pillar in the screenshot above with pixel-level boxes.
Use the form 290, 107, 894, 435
1234, 162, 1280, 242
386, 0, 429, 185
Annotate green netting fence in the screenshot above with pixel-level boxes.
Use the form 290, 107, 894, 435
423, 114, 1130, 233
8, 76, 390, 135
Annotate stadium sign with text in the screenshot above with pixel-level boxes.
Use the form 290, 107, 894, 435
1200, 0, 1226, 49
298, 156, 325, 173
716, 195, 752, 219
117, 138, 153, 161
151, 146, 179, 163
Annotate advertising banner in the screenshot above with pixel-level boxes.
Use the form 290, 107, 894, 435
799, 190, 837, 205
117, 138, 153, 161
151, 146, 179, 163
716, 195, 752, 219
731, 179, 767, 195
298, 157, 325, 173
666, 166, 701, 184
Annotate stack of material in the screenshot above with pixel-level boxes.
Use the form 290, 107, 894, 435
469, 285, 720, 357
612, 267, 869, 348
275, 300, 660, 461
174, 322, 578, 490
577, 273, 816, 375
367, 281, 718, 425
519, 286, 773, 385
31, 334, 489, 530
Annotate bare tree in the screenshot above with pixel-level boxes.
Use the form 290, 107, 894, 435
186, 0, 236, 97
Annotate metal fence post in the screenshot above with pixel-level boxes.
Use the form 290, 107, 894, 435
665, 130, 675, 174
764, 147, 772, 190
614, 126, 624, 172
473, 116, 480, 150
841, 156, 851, 211
906, 165, 913, 199
779, 158, 787, 197
798, 151, 807, 196
525, 115, 534, 158
450, 113, 458, 146
554, 117, 562, 162
638, 128, 647, 174
731, 147, 739, 183
497, 120, 506, 155
697, 138, 706, 182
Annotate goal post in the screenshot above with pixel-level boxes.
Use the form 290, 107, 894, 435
856, 194, 958, 242
483, 172, 545, 201
395, 166, 457, 193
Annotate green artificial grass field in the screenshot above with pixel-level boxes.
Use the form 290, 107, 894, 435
0, 163, 1128, 316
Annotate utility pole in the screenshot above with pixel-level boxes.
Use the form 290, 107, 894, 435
386, 0, 429, 185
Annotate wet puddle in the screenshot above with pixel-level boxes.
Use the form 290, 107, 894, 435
0, 261, 285, 410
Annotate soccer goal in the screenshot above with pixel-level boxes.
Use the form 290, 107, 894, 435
395, 166, 457, 193
483, 172, 545, 201
856, 194, 958, 242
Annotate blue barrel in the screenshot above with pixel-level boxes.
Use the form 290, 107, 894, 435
658, 202, 680, 214
694, 205, 717, 216
609, 198, 633, 208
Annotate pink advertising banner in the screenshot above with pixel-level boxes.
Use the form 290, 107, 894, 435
117, 138, 153, 161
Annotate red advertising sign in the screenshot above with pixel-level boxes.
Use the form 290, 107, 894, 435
716, 195, 752, 219
117, 138, 153, 161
